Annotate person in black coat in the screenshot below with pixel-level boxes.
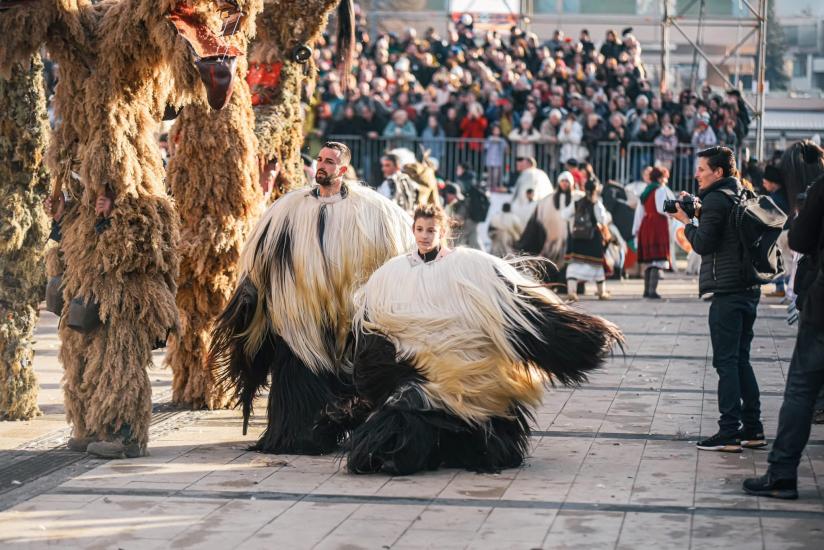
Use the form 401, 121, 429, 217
670, 146, 766, 454
744, 143, 824, 500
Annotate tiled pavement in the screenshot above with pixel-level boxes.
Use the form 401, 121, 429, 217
1, 276, 822, 549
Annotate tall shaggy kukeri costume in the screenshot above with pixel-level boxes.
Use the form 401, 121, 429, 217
167, 0, 353, 408
348, 248, 624, 475
249, 0, 353, 198
0, 0, 250, 453
0, 55, 50, 421
211, 182, 414, 454
165, 3, 264, 410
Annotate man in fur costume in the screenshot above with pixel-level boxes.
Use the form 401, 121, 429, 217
210, 142, 414, 455
347, 204, 623, 475
0, 0, 256, 458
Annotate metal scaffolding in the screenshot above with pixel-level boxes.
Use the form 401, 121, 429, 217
661, 0, 768, 159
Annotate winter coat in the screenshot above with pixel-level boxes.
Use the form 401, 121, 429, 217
557, 120, 587, 163
684, 177, 759, 297
789, 174, 824, 328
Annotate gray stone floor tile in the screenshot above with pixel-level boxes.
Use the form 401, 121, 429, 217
541, 510, 625, 549
4, 277, 823, 549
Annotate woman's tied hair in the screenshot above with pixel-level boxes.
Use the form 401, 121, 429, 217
413, 203, 452, 241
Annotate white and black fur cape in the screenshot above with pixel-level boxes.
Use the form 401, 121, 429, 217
347, 247, 623, 474
210, 182, 414, 454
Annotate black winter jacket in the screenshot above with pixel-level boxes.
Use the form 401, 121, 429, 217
789, 174, 824, 329
684, 176, 759, 297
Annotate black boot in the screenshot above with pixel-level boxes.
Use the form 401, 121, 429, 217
648, 268, 662, 299
642, 268, 650, 298
743, 474, 798, 500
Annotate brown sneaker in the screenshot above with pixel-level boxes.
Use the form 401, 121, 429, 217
814, 409, 824, 424
598, 292, 612, 301
86, 440, 146, 459
740, 430, 768, 449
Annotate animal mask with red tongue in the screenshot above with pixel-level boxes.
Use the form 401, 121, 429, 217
168, 1, 244, 110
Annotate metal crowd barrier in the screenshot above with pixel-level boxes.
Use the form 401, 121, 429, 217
327, 135, 729, 196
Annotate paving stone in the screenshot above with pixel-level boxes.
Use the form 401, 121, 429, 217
2, 277, 823, 549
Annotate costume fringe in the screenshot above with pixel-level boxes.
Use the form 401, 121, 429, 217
237, 183, 414, 375
0, 0, 253, 446
349, 249, 622, 473
210, 183, 413, 452
250, 0, 341, 198
354, 248, 624, 425
165, 44, 263, 408
0, 55, 50, 421
348, 334, 532, 475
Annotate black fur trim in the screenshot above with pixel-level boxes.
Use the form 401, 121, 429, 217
209, 277, 273, 434
346, 385, 532, 475
352, 332, 424, 406
509, 295, 624, 386
346, 384, 442, 475
318, 204, 327, 250
273, 218, 293, 280
439, 405, 531, 472
347, 333, 532, 475
254, 337, 351, 455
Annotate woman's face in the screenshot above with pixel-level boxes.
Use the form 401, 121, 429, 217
414, 217, 441, 254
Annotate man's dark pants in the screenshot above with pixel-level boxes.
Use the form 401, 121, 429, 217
708, 289, 763, 435
768, 323, 824, 480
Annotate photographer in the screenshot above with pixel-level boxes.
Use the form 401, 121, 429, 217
670, 146, 766, 453
744, 142, 824, 499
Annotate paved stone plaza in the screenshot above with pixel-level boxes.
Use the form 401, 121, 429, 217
1, 276, 822, 549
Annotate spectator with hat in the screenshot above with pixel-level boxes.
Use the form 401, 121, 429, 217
691, 112, 717, 152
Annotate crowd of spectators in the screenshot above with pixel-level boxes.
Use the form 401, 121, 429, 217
309, 8, 752, 186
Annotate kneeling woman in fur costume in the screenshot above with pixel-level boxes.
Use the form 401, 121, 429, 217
348, 204, 624, 475
210, 142, 414, 455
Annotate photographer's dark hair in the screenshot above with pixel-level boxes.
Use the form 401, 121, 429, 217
697, 146, 737, 178
779, 140, 824, 211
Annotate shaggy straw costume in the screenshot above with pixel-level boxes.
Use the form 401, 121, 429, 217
211, 182, 414, 454
0, 55, 50, 421
0, 0, 251, 454
165, 7, 263, 410
348, 248, 624, 475
249, 0, 353, 198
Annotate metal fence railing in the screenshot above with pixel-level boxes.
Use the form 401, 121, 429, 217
327, 136, 739, 196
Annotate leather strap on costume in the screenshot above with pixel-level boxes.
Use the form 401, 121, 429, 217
168, 2, 243, 110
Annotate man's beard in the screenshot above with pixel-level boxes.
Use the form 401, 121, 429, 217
315, 170, 334, 187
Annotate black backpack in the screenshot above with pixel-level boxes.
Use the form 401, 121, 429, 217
719, 188, 788, 286
466, 186, 491, 222
571, 199, 596, 240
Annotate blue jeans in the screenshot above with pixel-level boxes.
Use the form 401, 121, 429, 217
708, 290, 763, 435
768, 323, 824, 479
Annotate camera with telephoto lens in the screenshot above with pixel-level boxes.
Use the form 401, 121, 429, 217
663, 194, 698, 218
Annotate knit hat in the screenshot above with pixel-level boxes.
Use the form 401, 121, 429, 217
763, 165, 784, 186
